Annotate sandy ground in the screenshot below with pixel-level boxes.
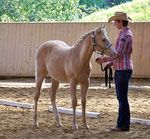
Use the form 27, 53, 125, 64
0, 78, 150, 139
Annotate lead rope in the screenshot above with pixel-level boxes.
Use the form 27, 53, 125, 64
96, 53, 110, 88
100, 63, 113, 88
108, 67, 113, 88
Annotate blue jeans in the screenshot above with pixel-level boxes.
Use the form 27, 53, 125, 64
115, 70, 133, 131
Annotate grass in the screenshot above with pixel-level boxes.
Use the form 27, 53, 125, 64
81, 0, 150, 22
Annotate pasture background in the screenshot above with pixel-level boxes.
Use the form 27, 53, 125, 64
0, 22, 150, 78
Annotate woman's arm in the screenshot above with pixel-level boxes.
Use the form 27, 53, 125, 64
96, 35, 132, 64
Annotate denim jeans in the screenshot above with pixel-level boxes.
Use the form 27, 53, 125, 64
115, 70, 133, 130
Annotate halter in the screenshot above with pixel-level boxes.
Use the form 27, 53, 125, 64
92, 31, 112, 55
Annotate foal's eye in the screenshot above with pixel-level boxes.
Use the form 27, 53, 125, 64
102, 39, 106, 42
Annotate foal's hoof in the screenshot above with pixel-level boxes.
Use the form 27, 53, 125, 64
72, 124, 79, 130
57, 122, 63, 127
33, 124, 39, 129
84, 124, 90, 129
33, 122, 39, 129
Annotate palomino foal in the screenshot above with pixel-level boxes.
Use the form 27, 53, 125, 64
33, 25, 117, 130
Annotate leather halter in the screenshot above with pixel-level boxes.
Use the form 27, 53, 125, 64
92, 31, 112, 54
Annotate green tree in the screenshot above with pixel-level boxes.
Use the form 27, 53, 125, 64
78, 0, 133, 15
79, 0, 105, 16
79, 0, 105, 8
0, 0, 82, 22
104, 0, 133, 7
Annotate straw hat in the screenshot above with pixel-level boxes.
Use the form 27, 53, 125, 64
108, 12, 133, 23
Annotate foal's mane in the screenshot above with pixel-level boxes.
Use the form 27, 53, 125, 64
73, 29, 95, 47
72, 25, 104, 47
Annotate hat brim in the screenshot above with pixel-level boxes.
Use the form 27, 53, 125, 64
108, 15, 133, 23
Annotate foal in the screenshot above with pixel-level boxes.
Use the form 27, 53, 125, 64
33, 25, 117, 130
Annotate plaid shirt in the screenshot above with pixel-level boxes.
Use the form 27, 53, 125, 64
113, 27, 133, 70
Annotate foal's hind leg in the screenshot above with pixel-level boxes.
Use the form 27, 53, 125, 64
33, 72, 47, 128
50, 78, 63, 127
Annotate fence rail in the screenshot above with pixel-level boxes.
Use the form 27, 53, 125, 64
0, 22, 150, 78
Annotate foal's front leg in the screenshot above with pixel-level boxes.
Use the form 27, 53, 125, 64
80, 79, 90, 129
70, 80, 78, 130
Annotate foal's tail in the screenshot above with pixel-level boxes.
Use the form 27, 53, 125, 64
35, 59, 38, 83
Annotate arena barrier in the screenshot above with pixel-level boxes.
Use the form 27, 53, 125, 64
0, 99, 150, 125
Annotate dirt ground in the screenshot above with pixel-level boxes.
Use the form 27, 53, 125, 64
0, 78, 150, 139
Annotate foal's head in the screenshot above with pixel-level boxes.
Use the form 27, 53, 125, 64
93, 25, 117, 58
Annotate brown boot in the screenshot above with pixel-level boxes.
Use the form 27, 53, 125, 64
110, 127, 129, 132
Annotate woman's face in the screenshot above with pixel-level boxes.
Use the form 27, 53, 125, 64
114, 20, 123, 30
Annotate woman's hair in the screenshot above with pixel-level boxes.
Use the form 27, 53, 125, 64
115, 20, 128, 27
122, 20, 128, 27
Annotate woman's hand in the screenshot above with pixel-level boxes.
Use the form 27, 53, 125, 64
104, 62, 113, 69
95, 57, 111, 64
95, 57, 104, 64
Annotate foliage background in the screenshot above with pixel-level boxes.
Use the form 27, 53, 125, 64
82, 0, 150, 22
0, 0, 150, 22
0, 0, 82, 22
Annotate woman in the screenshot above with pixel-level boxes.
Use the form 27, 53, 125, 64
96, 12, 133, 132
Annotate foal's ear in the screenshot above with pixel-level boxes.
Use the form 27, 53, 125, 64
101, 25, 106, 30
99, 25, 106, 32
102, 25, 106, 29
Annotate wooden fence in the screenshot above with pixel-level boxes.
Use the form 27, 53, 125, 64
0, 22, 150, 78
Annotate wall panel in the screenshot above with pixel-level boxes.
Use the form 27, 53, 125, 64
0, 22, 150, 78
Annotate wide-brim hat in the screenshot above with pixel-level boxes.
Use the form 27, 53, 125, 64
108, 12, 133, 23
